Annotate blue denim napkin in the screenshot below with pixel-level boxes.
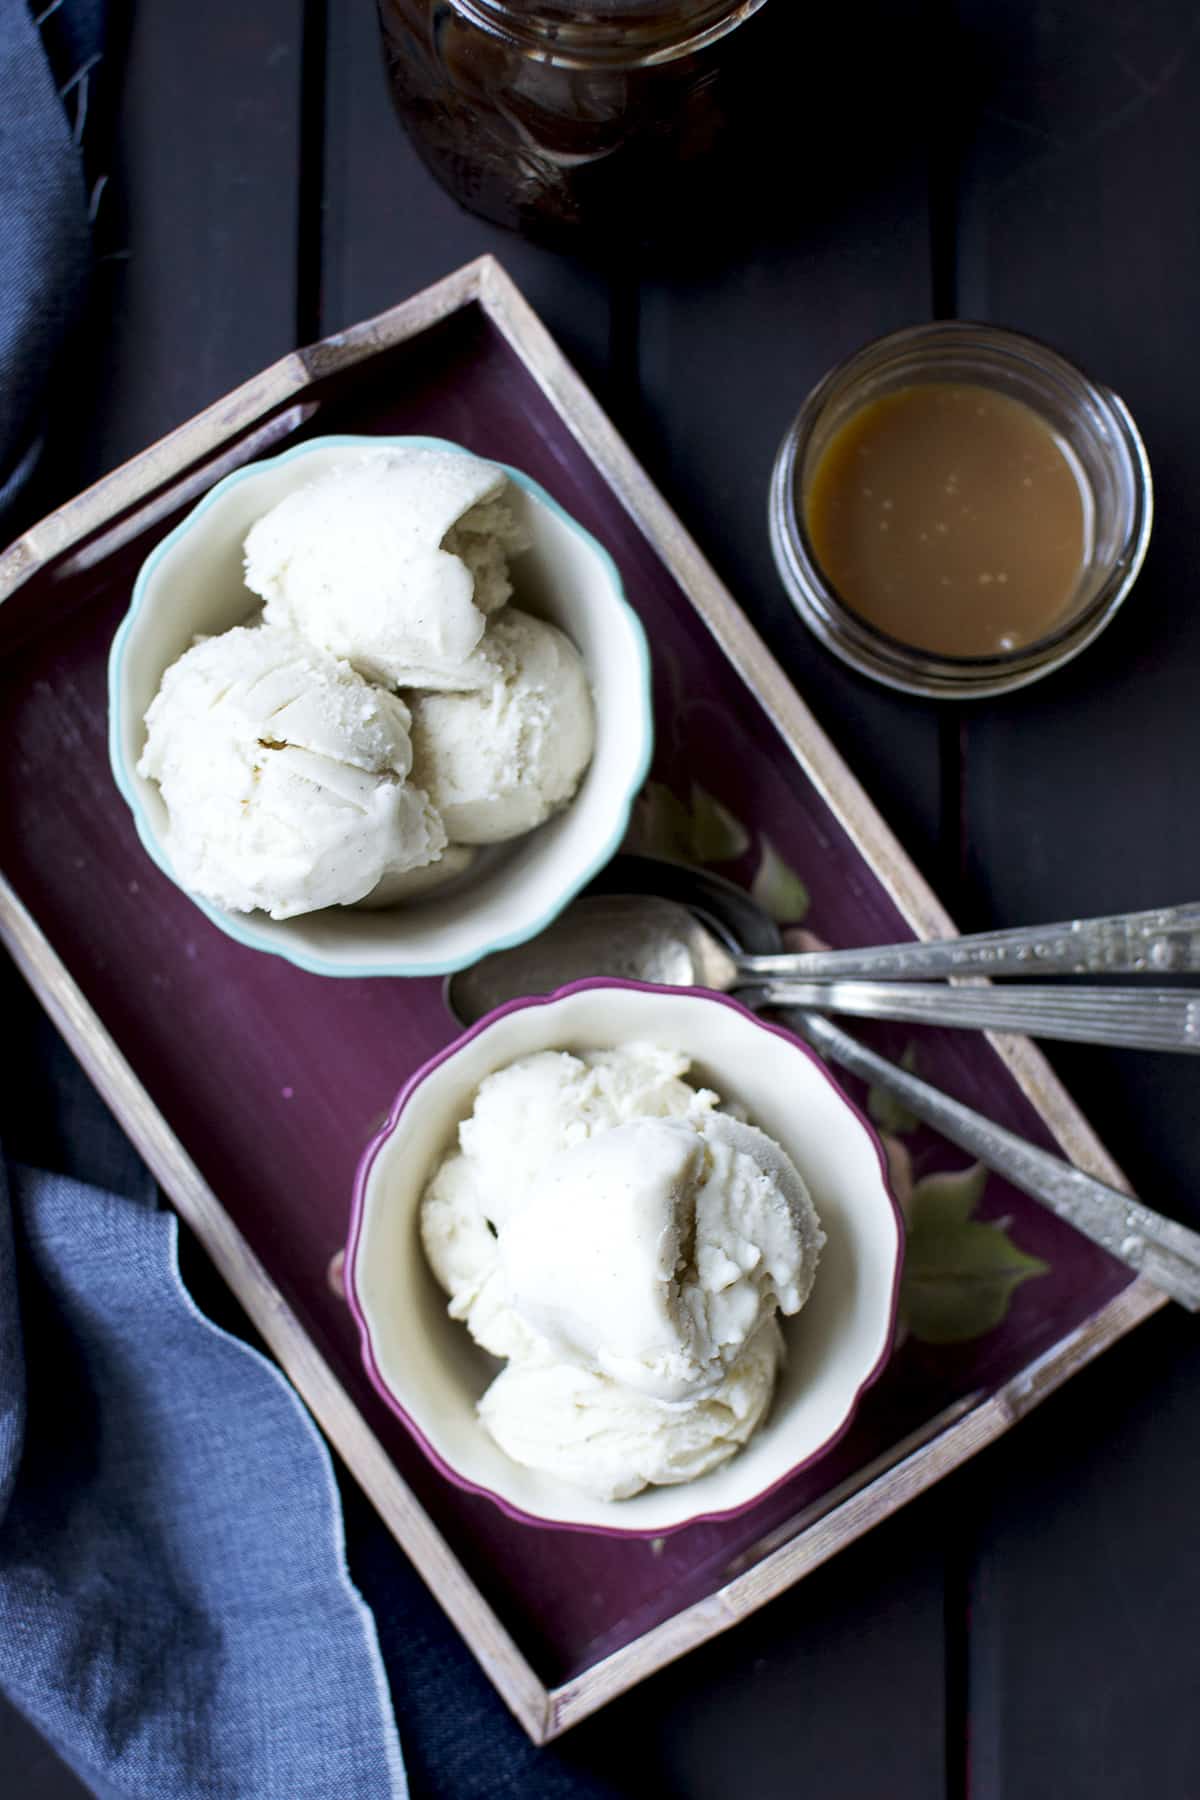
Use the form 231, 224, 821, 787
0, 1031, 408, 1798
0, 0, 94, 513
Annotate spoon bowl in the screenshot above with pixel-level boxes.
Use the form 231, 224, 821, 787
448, 889, 739, 1024
446, 854, 772, 1025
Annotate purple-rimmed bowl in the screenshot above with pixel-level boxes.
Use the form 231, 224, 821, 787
346, 980, 904, 1536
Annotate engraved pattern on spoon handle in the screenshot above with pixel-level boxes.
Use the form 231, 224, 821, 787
786, 1009, 1200, 1311
738, 902, 1200, 981
757, 980, 1200, 1053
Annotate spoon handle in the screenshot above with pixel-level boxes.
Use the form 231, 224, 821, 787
756, 980, 1200, 1053
738, 902, 1200, 981
784, 1009, 1200, 1310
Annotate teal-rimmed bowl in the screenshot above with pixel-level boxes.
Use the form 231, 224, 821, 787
107, 435, 653, 978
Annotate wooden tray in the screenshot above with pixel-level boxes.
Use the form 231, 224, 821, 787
0, 257, 1164, 1743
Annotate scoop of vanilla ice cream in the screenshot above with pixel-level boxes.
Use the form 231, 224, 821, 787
419, 1045, 825, 1498
421, 1044, 713, 1287
479, 1322, 785, 1502
406, 608, 594, 844
457, 1045, 717, 1221
499, 1113, 821, 1401
138, 625, 446, 919
243, 449, 530, 688
498, 1118, 711, 1399
421, 1045, 717, 1362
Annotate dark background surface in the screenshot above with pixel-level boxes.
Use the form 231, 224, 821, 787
4, 1, 1200, 1794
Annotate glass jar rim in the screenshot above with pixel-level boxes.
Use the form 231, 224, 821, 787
768, 321, 1154, 700
449, 0, 770, 66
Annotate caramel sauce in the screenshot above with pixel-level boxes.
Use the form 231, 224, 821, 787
804, 383, 1089, 658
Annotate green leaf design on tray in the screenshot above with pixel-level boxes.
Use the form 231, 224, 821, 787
750, 837, 811, 924
627, 781, 751, 866
627, 782, 693, 862
689, 784, 751, 862
867, 1043, 920, 1135
901, 1162, 1049, 1345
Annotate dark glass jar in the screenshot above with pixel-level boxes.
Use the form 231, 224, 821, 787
377, 0, 770, 243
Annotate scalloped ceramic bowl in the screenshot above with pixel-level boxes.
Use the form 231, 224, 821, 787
107, 435, 652, 977
346, 981, 904, 1536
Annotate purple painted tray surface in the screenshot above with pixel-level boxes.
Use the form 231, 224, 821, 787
0, 305, 1131, 1685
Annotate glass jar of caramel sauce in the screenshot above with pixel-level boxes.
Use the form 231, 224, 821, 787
377, 0, 770, 242
770, 324, 1153, 699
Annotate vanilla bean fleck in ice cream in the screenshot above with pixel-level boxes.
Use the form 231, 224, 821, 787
420, 1045, 825, 1501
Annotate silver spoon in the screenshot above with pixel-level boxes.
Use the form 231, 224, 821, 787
750, 976, 1200, 1053
723, 902, 1200, 980
446, 855, 1200, 1309
791, 1010, 1200, 1309
450, 869, 1200, 1054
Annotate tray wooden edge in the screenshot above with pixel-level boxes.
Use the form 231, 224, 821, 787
0, 254, 1167, 1742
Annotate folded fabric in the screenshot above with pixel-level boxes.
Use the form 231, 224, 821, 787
0, 1022, 407, 1799
0, 0, 92, 518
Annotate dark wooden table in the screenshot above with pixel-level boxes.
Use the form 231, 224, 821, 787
6, 2, 1200, 1793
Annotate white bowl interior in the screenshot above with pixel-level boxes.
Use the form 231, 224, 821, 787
352, 986, 902, 1533
113, 438, 651, 974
